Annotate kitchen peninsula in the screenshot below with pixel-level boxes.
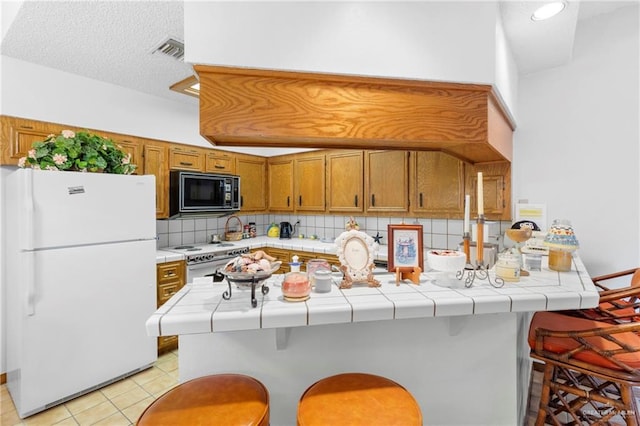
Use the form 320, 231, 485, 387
148, 240, 598, 425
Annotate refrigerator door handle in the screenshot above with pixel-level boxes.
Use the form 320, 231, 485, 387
25, 251, 36, 316
23, 168, 36, 315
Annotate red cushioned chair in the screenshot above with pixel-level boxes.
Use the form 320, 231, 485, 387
529, 268, 640, 425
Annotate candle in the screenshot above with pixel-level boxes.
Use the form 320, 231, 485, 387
463, 194, 470, 234
477, 172, 484, 216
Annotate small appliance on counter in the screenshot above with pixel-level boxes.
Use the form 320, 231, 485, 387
279, 221, 296, 239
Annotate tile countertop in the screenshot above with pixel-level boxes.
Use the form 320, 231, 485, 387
155, 235, 389, 264
146, 253, 599, 337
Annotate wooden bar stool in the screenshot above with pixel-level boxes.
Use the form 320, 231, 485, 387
297, 373, 422, 426
136, 374, 269, 426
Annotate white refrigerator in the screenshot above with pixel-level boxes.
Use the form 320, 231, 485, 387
5, 168, 158, 418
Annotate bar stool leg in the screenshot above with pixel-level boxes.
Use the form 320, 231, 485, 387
535, 363, 554, 426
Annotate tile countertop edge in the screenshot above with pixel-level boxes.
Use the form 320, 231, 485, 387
146, 254, 601, 337
157, 236, 388, 263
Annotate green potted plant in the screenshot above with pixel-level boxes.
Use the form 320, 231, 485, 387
18, 129, 136, 174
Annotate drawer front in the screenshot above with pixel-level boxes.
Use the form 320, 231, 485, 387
169, 149, 204, 171
206, 154, 235, 174
157, 261, 184, 284
158, 281, 181, 306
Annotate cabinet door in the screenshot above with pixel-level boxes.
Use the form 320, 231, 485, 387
205, 151, 236, 174
268, 158, 294, 211
326, 150, 364, 213
411, 151, 465, 217
295, 154, 325, 212
264, 248, 292, 272
0, 116, 57, 165
116, 137, 142, 175
169, 146, 204, 171
365, 150, 409, 213
236, 155, 267, 212
466, 161, 511, 220
143, 141, 169, 218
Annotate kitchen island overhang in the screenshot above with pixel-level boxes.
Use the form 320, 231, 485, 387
146, 255, 598, 426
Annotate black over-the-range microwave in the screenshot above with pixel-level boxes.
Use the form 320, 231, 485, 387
169, 171, 241, 217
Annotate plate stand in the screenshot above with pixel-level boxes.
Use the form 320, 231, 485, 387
395, 267, 422, 286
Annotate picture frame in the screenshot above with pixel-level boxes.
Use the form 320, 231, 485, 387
387, 224, 424, 272
335, 229, 380, 288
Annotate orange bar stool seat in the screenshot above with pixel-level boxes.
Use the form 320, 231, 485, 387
137, 374, 269, 426
528, 268, 640, 426
297, 373, 422, 426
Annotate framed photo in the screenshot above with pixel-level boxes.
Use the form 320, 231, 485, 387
387, 224, 423, 272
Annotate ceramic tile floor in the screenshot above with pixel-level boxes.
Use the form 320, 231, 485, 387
1, 350, 179, 426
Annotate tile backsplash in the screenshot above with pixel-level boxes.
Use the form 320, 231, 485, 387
157, 214, 512, 251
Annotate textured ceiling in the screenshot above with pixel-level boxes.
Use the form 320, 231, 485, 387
0, 1, 636, 105
1, 0, 196, 106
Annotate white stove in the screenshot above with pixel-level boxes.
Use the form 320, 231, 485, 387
166, 242, 250, 283
166, 242, 250, 265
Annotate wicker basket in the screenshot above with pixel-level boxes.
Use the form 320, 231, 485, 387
225, 215, 243, 241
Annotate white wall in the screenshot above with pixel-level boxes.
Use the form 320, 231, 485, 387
513, 6, 639, 277
184, 2, 517, 113
0, 56, 305, 157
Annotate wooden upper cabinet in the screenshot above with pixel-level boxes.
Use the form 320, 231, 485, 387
466, 161, 511, 221
0, 116, 58, 165
295, 153, 325, 212
268, 157, 294, 211
142, 140, 169, 219
326, 150, 364, 213
235, 154, 267, 212
169, 146, 204, 171
364, 150, 409, 213
411, 151, 465, 218
115, 137, 142, 175
205, 150, 235, 174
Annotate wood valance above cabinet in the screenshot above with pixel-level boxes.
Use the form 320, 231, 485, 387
195, 65, 515, 164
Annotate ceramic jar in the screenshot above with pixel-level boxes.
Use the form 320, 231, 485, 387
495, 252, 520, 282
548, 249, 573, 272
281, 272, 311, 302
314, 269, 333, 293
306, 259, 330, 286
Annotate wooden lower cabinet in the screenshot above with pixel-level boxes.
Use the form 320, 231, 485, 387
156, 260, 185, 354
263, 247, 339, 274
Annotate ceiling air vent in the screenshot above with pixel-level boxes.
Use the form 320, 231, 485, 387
152, 37, 184, 61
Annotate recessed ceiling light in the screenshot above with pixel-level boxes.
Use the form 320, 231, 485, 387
531, 1, 566, 21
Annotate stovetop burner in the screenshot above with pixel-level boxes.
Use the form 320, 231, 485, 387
210, 242, 234, 247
